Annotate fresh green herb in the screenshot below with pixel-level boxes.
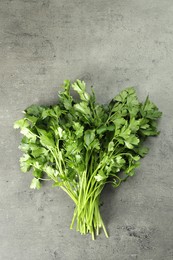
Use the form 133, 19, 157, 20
14, 80, 162, 239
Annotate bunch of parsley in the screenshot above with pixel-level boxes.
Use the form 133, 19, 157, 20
14, 80, 162, 239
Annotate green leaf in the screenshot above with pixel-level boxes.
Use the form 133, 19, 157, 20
124, 141, 133, 149
107, 125, 115, 131
114, 89, 128, 102
73, 122, 84, 138
135, 146, 149, 157
72, 80, 90, 101
84, 130, 95, 147
133, 155, 140, 161
74, 102, 91, 116
113, 87, 135, 102
108, 141, 114, 152
63, 80, 71, 92
44, 165, 56, 179
97, 124, 115, 135
30, 178, 41, 190
57, 127, 63, 138
42, 109, 52, 119
90, 139, 100, 150
125, 161, 140, 176
25, 105, 44, 117
32, 168, 42, 178
129, 118, 140, 133
116, 155, 126, 166
53, 105, 62, 117
33, 161, 43, 170
31, 146, 48, 158
19, 143, 30, 152
94, 170, 107, 182
72, 80, 86, 93
37, 128, 55, 147
118, 124, 131, 140
40, 135, 55, 148
140, 128, 160, 136
140, 96, 162, 120
60, 94, 73, 110
14, 118, 29, 129
125, 135, 140, 149
25, 115, 38, 125
19, 154, 32, 172
20, 128, 37, 142
97, 125, 107, 135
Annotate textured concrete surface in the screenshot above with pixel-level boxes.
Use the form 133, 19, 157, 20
0, 1, 173, 259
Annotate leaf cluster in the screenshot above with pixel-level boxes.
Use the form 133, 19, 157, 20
14, 80, 162, 238
14, 80, 161, 190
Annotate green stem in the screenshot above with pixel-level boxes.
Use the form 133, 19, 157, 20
70, 178, 108, 239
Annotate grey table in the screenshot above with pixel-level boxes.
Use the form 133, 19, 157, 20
0, 1, 173, 259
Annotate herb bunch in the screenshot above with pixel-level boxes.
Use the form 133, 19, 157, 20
14, 80, 162, 239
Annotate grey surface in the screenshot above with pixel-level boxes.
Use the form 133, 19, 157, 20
0, 0, 173, 259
